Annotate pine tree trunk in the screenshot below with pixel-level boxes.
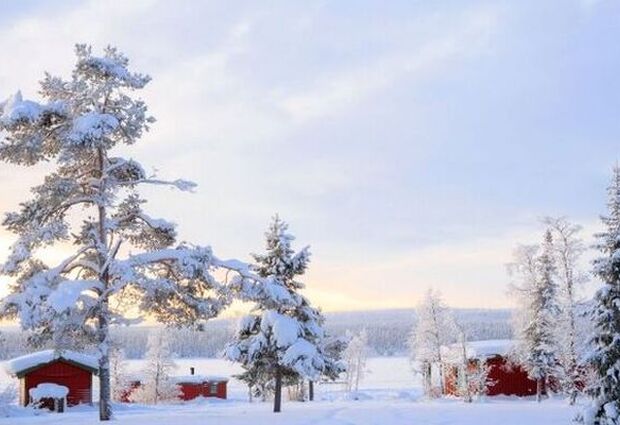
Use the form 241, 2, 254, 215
98, 308, 111, 421
97, 147, 112, 421
536, 378, 543, 402
309, 380, 314, 401
273, 367, 282, 413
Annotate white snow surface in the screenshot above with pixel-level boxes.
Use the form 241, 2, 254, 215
0, 356, 580, 424
171, 375, 228, 384
29, 384, 69, 400
441, 339, 514, 363
48, 280, 102, 313
4, 350, 99, 375
261, 310, 300, 348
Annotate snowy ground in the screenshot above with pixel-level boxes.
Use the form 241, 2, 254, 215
0, 357, 580, 424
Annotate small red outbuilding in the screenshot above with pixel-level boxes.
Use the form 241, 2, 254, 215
4, 349, 99, 408
122, 372, 229, 402
441, 339, 539, 397
174, 375, 228, 400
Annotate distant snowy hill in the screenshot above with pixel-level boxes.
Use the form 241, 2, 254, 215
0, 308, 513, 359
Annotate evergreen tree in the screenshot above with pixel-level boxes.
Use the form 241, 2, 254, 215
518, 230, 560, 402
0, 45, 254, 420
225, 215, 331, 413
580, 166, 620, 425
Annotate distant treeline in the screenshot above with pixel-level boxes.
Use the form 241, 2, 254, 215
0, 308, 513, 360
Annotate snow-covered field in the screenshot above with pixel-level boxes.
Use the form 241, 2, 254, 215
0, 357, 579, 424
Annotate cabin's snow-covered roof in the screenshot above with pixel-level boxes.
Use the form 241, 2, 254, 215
441, 339, 514, 363
172, 375, 229, 384
4, 349, 99, 376
29, 383, 69, 400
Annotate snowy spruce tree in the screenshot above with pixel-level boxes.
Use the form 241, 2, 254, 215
0, 45, 255, 420
579, 166, 620, 425
225, 215, 333, 413
513, 230, 560, 402
130, 328, 179, 404
410, 288, 455, 396
543, 216, 588, 404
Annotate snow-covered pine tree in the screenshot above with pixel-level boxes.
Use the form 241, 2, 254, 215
410, 288, 456, 396
225, 215, 330, 413
343, 329, 368, 393
321, 334, 347, 382
109, 344, 129, 402
130, 328, 179, 404
579, 166, 620, 425
517, 230, 561, 402
543, 216, 588, 405
0, 45, 255, 421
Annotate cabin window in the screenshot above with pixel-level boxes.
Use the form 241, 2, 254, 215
209, 383, 218, 394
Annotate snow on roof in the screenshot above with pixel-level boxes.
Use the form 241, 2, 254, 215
4, 349, 99, 376
172, 375, 229, 384
441, 339, 514, 363
29, 383, 69, 400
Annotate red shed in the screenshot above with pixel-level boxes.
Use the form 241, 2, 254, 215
441, 339, 540, 397
174, 375, 228, 400
4, 350, 99, 408
122, 371, 228, 402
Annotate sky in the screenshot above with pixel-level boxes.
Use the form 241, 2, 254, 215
0, 0, 618, 312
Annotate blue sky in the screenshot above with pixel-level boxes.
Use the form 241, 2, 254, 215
0, 0, 618, 311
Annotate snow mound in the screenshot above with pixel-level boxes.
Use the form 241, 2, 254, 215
4, 350, 99, 375
172, 375, 229, 384
29, 383, 69, 400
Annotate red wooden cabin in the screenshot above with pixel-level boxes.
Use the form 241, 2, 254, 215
441, 340, 540, 397
174, 375, 228, 400
4, 350, 99, 408
122, 369, 228, 402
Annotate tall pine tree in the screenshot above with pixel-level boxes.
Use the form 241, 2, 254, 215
225, 215, 333, 412
519, 230, 560, 402
580, 166, 620, 425
0, 45, 254, 420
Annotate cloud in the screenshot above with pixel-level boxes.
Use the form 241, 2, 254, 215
279, 7, 499, 123
0, 0, 615, 314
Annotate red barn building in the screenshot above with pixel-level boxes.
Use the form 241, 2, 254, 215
122, 370, 228, 402
4, 350, 99, 408
174, 375, 228, 400
440, 339, 540, 397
